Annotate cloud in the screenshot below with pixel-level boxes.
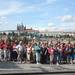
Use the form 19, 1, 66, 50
58, 23, 75, 32
56, 14, 75, 31
46, 0, 57, 4
0, 1, 44, 16
64, 8, 69, 13
0, 1, 24, 16
57, 15, 75, 22
47, 22, 58, 31
0, 0, 57, 17
38, 21, 75, 32
47, 25, 64, 32
37, 22, 64, 32
40, 12, 48, 17
0, 1, 40, 16
38, 0, 57, 7
0, 16, 8, 25
48, 23, 54, 26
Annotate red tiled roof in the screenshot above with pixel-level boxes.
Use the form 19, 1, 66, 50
17, 29, 39, 32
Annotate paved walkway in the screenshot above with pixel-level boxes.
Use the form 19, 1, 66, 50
0, 62, 75, 74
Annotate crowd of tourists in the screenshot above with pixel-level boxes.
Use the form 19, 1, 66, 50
0, 39, 75, 65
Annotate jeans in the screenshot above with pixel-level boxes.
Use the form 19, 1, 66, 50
67, 54, 74, 63
36, 52, 40, 63
54, 51, 62, 64
57, 52, 62, 64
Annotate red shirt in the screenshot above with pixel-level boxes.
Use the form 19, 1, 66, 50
47, 47, 54, 54
2, 43, 7, 49
0, 43, 2, 49
13, 44, 17, 49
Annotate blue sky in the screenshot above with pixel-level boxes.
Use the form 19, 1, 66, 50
0, 0, 75, 31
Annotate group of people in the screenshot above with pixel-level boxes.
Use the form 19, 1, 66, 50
0, 39, 75, 65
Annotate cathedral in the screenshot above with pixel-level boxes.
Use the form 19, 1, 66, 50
17, 23, 26, 31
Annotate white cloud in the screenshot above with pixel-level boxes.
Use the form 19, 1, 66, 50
47, 26, 64, 32
38, 21, 75, 32
36, 22, 64, 32
39, 0, 57, 6
0, 16, 8, 25
64, 8, 69, 13
40, 12, 48, 17
0, 1, 44, 16
56, 14, 75, 31
0, 1, 40, 16
0, 1, 24, 16
58, 23, 75, 32
46, 0, 57, 4
47, 22, 57, 31
1, 16, 6, 19
48, 23, 54, 27
0, 0, 57, 17
49, 22, 75, 32
57, 15, 75, 22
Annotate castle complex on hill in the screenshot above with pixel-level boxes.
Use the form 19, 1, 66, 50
0, 23, 75, 38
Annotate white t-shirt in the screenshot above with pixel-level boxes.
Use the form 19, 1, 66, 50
27, 47, 31, 53
16, 44, 23, 51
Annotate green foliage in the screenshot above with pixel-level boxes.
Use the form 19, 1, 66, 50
22, 37, 28, 44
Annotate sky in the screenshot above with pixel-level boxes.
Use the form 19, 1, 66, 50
0, 0, 75, 32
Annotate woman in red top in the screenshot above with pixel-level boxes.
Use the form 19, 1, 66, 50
47, 45, 54, 64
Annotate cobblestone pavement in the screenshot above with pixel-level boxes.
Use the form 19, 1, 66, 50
0, 62, 75, 74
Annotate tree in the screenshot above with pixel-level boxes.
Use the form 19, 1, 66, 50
23, 37, 28, 44
12, 32, 15, 36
